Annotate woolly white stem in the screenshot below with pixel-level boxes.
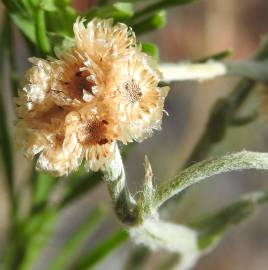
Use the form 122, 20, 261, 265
159, 61, 227, 82
159, 61, 268, 82
129, 218, 200, 270
103, 144, 126, 201
102, 144, 137, 224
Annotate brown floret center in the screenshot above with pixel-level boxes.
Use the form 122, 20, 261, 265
123, 79, 142, 103
78, 119, 109, 145
64, 69, 95, 100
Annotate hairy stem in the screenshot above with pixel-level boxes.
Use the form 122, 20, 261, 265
129, 218, 200, 270
155, 151, 268, 209
160, 62, 227, 82
102, 144, 137, 225
160, 61, 268, 82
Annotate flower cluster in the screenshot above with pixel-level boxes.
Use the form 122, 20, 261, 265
16, 18, 169, 176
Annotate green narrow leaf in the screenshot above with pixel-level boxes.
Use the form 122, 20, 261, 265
72, 228, 129, 270
49, 206, 106, 270
133, 0, 199, 20
229, 111, 258, 126
0, 14, 19, 269
142, 43, 159, 60
60, 171, 102, 208
6, 19, 20, 97
97, 0, 109, 6
2, 0, 23, 12
156, 254, 180, 270
189, 190, 268, 250
120, 142, 136, 160
124, 246, 151, 270
67, 161, 87, 182
132, 10, 166, 35
35, 9, 51, 55
47, 32, 74, 48
113, 2, 134, 16
19, 0, 34, 14
86, 2, 134, 21
30, 172, 55, 213
45, 5, 77, 38
0, 14, 14, 190
39, 0, 58, 11
164, 0, 199, 7
10, 12, 35, 42
194, 49, 233, 63
18, 209, 57, 270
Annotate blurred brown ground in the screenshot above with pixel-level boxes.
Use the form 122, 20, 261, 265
1, 0, 268, 270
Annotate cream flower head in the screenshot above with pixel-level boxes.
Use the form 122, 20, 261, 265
16, 57, 55, 118
73, 18, 137, 65
16, 18, 169, 176
105, 50, 169, 143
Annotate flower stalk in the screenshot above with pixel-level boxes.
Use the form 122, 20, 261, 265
121, 151, 268, 270
102, 144, 137, 225
160, 61, 227, 81
160, 60, 268, 82
102, 148, 268, 270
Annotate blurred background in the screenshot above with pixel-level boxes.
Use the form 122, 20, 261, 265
1, 0, 268, 269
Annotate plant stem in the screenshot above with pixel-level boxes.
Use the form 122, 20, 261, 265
129, 218, 200, 270
160, 61, 268, 82
102, 143, 137, 225
160, 62, 227, 82
130, 153, 268, 270
155, 151, 268, 209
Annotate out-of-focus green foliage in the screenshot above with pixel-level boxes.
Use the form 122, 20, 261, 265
49, 206, 106, 270
132, 10, 166, 35
72, 228, 129, 270
85, 2, 134, 21
30, 172, 55, 213
18, 209, 57, 270
133, 0, 199, 20
189, 190, 268, 249
142, 42, 159, 60
0, 15, 14, 188
194, 49, 233, 63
